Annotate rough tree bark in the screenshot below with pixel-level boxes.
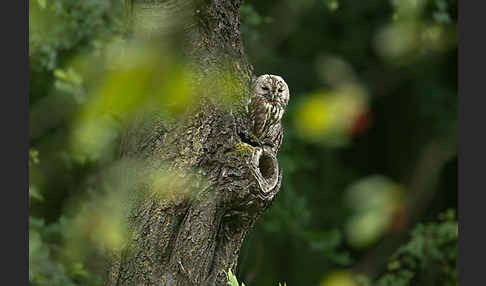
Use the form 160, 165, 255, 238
104, 0, 284, 285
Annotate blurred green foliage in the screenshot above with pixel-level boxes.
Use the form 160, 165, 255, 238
358, 210, 458, 286
237, 0, 456, 285
29, 0, 457, 285
29, 215, 102, 285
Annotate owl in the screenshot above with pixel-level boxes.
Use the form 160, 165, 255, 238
249, 74, 290, 151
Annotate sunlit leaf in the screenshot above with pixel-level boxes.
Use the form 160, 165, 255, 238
294, 84, 367, 146
37, 0, 46, 9
29, 185, 44, 201
319, 270, 358, 286
323, 0, 339, 12
345, 175, 405, 248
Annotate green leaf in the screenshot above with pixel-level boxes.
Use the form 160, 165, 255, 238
37, 0, 46, 9
29, 185, 44, 201
29, 148, 40, 165
226, 269, 244, 286
54, 69, 68, 80
388, 260, 401, 271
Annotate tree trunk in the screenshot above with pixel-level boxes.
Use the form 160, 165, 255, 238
104, 1, 283, 285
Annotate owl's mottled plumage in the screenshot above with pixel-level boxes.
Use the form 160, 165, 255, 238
249, 74, 289, 151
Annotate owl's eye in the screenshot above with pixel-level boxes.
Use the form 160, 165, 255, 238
262, 86, 269, 91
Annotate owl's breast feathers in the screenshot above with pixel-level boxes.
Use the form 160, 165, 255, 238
250, 95, 269, 138
250, 95, 285, 140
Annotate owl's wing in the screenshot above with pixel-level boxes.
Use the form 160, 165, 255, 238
273, 123, 283, 152
250, 96, 269, 138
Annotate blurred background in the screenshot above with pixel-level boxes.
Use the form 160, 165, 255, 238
29, 0, 457, 285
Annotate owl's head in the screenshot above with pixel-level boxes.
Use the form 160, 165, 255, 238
254, 74, 289, 107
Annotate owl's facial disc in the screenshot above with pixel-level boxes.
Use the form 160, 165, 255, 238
259, 82, 272, 99
255, 74, 288, 104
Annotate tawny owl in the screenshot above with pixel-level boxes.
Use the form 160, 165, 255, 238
249, 74, 290, 151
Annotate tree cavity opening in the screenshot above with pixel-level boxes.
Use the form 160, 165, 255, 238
258, 152, 276, 182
